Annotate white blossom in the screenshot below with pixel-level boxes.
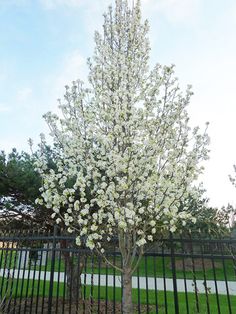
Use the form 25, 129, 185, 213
147, 235, 153, 241
75, 237, 81, 246
170, 226, 177, 233
136, 238, 147, 247
36, 0, 208, 262
149, 220, 155, 227
56, 218, 61, 224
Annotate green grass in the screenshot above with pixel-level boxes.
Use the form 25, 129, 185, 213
1, 250, 236, 282
0, 276, 235, 313
33, 254, 236, 281
84, 255, 236, 281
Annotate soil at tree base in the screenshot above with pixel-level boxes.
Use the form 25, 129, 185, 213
5, 298, 157, 313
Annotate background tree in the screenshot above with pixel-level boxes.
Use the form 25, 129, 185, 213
36, 1, 209, 312
0, 144, 85, 300
0, 147, 54, 229
180, 187, 234, 237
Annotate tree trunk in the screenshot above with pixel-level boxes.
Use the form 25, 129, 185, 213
122, 267, 133, 314
60, 239, 84, 301
66, 257, 83, 300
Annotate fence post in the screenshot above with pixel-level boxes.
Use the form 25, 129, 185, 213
170, 233, 179, 314
48, 225, 57, 314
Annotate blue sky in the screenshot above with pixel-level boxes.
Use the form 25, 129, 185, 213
0, 0, 236, 208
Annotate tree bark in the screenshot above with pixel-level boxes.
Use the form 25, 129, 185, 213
122, 267, 133, 314
66, 256, 83, 300
60, 240, 84, 301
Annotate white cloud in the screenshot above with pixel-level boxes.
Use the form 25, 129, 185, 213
16, 87, 32, 102
41, 50, 87, 116
142, 0, 200, 23
39, 0, 82, 9
0, 103, 10, 113
53, 50, 87, 97
0, 135, 32, 153
227, 2, 236, 25
39, 0, 200, 23
0, 0, 29, 6
179, 50, 236, 208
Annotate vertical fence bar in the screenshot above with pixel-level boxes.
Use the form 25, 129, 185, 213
153, 255, 158, 314
120, 254, 123, 314
199, 237, 210, 314
76, 250, 81, 313
35, 231, 45, 314
69, 250, 74, 314
48, 225, 57, 314
97, 254, 101, 314
18, 244, 29, 313
29, 244, 39, 313
0, 235, 6, 301
137, 263, 141, 314
83, 255, 88, 314
189, 235, 199, 313
13, 234, 24, 314
90, 252, 94, 313
62, 250, 67, 314
0, 235, 5, 300
219, 240, 232, 314
105, 253, 108, 314
162, 244, 168, 314
170, 234, 179, 314
230, 241, 236, 279
4, 237, 14, 311
7, 237, 19, 313
145, 254, 149, 314
0, 235, 10, 303
41, 231, 50, 314
23, 234, 34, 313
211, 249, 221, 314
1, 237, 12, 312
180, 236, 189, 314
112, 250, 116, 314
56, 247, 62, 314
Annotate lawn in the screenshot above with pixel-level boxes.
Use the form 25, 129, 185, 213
1, 249, 236, 281
0, 276, 235, 313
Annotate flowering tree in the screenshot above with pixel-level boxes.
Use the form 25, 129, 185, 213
35, 0, 209, 312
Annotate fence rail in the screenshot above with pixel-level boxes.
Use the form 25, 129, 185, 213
0, 228, 235, 313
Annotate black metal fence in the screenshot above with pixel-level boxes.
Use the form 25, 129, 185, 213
0, 228, 235, 313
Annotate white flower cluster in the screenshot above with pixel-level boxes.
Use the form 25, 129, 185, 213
35, 0, 209, 255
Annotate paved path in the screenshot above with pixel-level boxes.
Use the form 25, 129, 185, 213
1, 269, 235, 295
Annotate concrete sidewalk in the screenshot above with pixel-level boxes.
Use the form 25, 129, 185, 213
1, 269, 235, 295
